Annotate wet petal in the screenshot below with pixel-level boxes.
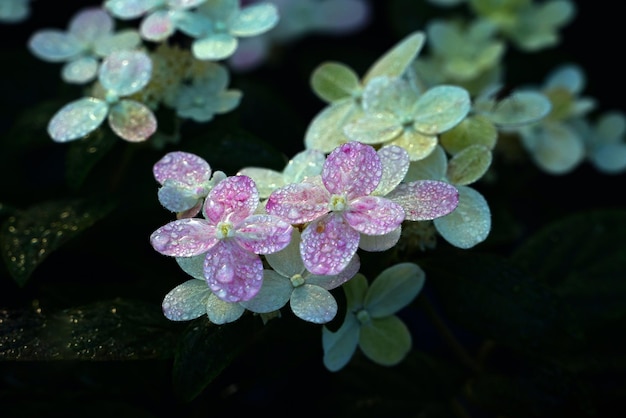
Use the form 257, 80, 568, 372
301, 214, 360, 275
363, 30, 425, 85
48, 98, 108, 143
387, 180, 459, 221
108, 100, 157, 142
61, 56, 99, 84
150, 218, 218, 257
236, 167, 284, 199
282, 149, 326, 184
307, 253, 360, 290
162, 279, 210, 321
230, 2, 279, 37
206, 293, 245, 324
343, 113, 402, 145
157, 181, 202, 213
304, 100, 362, 153
239, 270, 292, 313
291, 285, 338, 324
235, 214, 293, 254
104, 0, 157, 19
202, 175, 259, 225
204, 241, 263, 302
192, 34, 238, 60
411, 85, 471, 135
265, 181, 330, 224
358, 227, 401, 252
373, 145, 410, 195
140, 10, 176, 41
264, 229, 305, 278
345, 196, 404, 235
388, 129, 438, 162
94, 29, 142, 56
99, 50, 152, 96
322, 141, 382, 198
153, 151, 212, 187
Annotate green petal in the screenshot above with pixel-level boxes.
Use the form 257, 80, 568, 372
446, 144, 492, 186
162, 279, 211, 321
192, 34, 238, 60
310, 62, 361, 103
343, 273, 369, 311
282, 149, 325, 184
359, 315, 412, 366
412, 85, 471, 135
230, 3, 279, 37
237, 167, 284, 199
358, 227, 402, 252
484, 91, 552, 127
440, 114, 498, 155
176, 254, 207, 280
206, 293, 246, 324
343, 113, 402, 145
239, 270, 292, 313
405, 145, 448, 182
304, 100, 362, 152
291, 285, 338, 324
364, 262, 425, 317
434, 185, 491, 249
389, 129, 438, 161
322, 313, 360, 372
264, 229, 305, 277
361, 76, 420, 115
363, 31, 425, 85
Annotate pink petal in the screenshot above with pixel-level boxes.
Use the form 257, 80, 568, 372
150, 218, 218, 257
235, 214, 293, 254
108, 100, 157, 142
387, 180, 459, 221
344, 196, 405, 235
265, 182, 330, 224
204, 241, 263, 302
140, 10, 175, 42
301, 213, 360, 276
203, 175, 259, 226
322, 141, 382, 199
153, 151, 212, 187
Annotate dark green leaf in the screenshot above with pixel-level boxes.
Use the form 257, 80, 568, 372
0, 197, 116, 286
172, 314, 258, 402
65, 127, 118, 191
421, 251, 583, 354
0, 298, 177, 360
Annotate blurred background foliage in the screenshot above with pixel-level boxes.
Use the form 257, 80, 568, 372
1, 1, 625, 417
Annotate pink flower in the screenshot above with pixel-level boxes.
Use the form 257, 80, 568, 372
266, 141, 405, 275
150, 175, 293, 302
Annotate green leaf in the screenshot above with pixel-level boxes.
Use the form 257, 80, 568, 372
172, 314, 258, 402
446, 144, 492, 186
310, 62, 361, 103
421, 251, 583, 354
0, 198, 116, 286
0, 298, 177, 360
65, 127, 118, 191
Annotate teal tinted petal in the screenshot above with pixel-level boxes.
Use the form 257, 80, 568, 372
363, 31, 425, 85
108, 100, 157, 142
412, 85, 471, 134
239, 270, 292, 313
485, 91, 552, 127
94, 29, 141, 56
362, 76, 419, 115
162, 279, 211, 321
434, 185, 491, 248
359, 316, 412, 366
322, 312, 360, 371
310, 62, 361, 103
28, 30, 82, 62
99, 50, 152, 96
364, 262, 425, 317
192, 34, 238, 60
264, 229, 305, 278
158, 181, 202, 212
590, 144, 626, 174
343, 273, 368, 310
197, 0, 238, 22
291, 285, 338, 324
176, 254, 206, 280
546, 64, 585, 94
358, 227, 401, 252
69, 7, 113, 42
373, 145, 410, 196
236, 167, 284, 199
104, 0, 158, 19
446, 144, 492, 186
521, 122, 584, 174
48, 98, 108, 142
141, 10, 176, 41
206, 293, 246, 324
343, 113, 402, 145
305, 100, 362, 152
230, 2, 279, 37
61, 56, 99, 84
404, 145, 448, 182
282, 149, 325, 185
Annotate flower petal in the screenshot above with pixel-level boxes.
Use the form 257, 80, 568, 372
47, 98, 108, 143
61, 56, 99, 84
323, 141, 382, 198
412, 85, 471, 135
345, 196, 405, 235
301, 214, 360, 275
206, 293, 245, 324
99, 50, 152, 96
304, 100, 362, 153
282, 149, 326, 185
364, 262, 425, 317
373, 145, 410, 196
203, 175, 259, 225
235, 214, 293, 254
389, 128, 438, 162
291, 285, 337, 324
204, 241, 263, 302
236, 167, 284, 199
28, 30, 82, 62
230, 2, 279, 37
150, 218, 218, 257
343, 113, 402, 145
387, 180, 459, 221
69, 7, 113, 42
192, 34, 238, 60
362, 30, 425, 85
108, 100, 157, 142
104, 0, 156, 19
358, 227, 401, 252
140, 10, 176, 41
307, 253, 360, 290
162, 279, 211, 321
153, 151, 212, 186
264, 228, 305, 278
239, 270, 292, 313
310, 62, 361, 103
359, 316, 412, 366
322, 312, 360, 372
265, 181, 330, 224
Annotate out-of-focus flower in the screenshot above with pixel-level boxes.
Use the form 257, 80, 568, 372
0, 0, 31, 23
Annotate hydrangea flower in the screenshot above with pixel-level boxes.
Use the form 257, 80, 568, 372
404, 145, 492, 249
578, 111, 626, 175
344, 75, 471, 161
47, 50, 157, 143
28, 7, 141, 84
238, 149, 325, 199
104, 0, 207, 42
322, 262, 426, 371
175, 0, 279, 61
150, 175, 293, 303
266, 141, 405, 275
240, 229, 361, 323
0, 0, 31, 23
305, 31, 426, 153
153, 151, 226, 218
171, 62, 242, 122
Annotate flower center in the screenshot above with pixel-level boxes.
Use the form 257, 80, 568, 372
290, 273, 305, 287
356, 309, 371, 325
215, 221, 234, 239
329, 194, 347, 212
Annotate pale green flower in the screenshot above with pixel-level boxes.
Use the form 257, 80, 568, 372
322, 263, 426, 372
